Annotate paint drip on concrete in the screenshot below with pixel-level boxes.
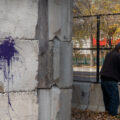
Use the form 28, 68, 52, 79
0, 37, 19, 118
0, 36, 19, 81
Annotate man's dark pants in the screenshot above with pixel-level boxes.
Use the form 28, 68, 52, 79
101, 80, 119, 116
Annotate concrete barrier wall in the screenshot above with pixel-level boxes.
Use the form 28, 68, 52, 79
72, 82, 120, 112
38, 0, 73, 120
0, 0, 73, 120
0, 0, 39, 119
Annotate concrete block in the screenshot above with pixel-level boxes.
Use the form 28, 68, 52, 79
72, 82, 90, 110
38, 87, 60, 120
59, 42, 73, 88
88, 83, 105, 112
88, 84, 120, 112
0, 39, 39, 92
59, 89, 72, 120
48, 0, 72, 41
38, 87, 72, 120
0, 91, 38, 120
38, 40, 73, 88
0, 0, 38, 39
72, 83, 120, 112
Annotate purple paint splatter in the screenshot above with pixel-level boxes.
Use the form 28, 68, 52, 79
0, 37, 18, 70
0, 36, 19, 80
0, 36, 19, 116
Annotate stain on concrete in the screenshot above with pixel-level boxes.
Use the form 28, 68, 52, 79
0, 37, 19, 117
0, 36, 19, 80
0, 81, 4, 93
81, 91, 85, 97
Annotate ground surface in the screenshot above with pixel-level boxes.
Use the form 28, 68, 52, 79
72, 108, 120, 120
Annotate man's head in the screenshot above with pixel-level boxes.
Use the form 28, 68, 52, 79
114, 43, 120, 53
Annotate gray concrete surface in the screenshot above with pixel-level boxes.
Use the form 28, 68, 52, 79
0, 91, 38, 120
59, 89, 72, 120
0, 0, 38, 39
48, 0, 72, 41
0, 39, 39, 92
38, 87, 72, 120
0, 0, 39, 119
0, 0, 73, 120
37, 0, 73, 120
59, 41, 73, 88
72, 82, 120, 112
72, 82, 91, 110
53, 38, 61, 84
88, 83, 105, 112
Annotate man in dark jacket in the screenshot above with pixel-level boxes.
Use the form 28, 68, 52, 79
100, 43, 120, 116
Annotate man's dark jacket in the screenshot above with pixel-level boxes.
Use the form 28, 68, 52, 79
100, 50, 120, 82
